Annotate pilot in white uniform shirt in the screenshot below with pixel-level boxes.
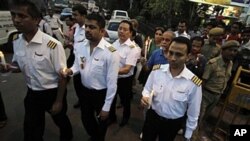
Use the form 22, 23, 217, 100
142, 64, 202, 139
70, 38, 120, 111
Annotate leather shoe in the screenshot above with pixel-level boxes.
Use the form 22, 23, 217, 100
119, 118, 128, 127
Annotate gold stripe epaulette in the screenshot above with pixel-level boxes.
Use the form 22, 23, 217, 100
108, 46, 116, 52
129, 45, 135, 48
191, 76, 202, 86
152, 64, 161, 71
47, 40, 57, 49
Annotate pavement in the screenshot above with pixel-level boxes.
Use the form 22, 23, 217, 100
0, 52, 249, 141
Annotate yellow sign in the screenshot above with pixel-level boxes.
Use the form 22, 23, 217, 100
205, 0, 231, 5
189, 0, 231, 5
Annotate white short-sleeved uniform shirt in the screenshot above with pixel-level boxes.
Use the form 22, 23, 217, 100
12, 30, 67, 90
112, 38, 138, 78
71, 38, 120, 111
74, 24, 85, 44
142, 64, 202, 139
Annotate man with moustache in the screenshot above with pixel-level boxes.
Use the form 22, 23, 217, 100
70, 4, 88, 109
62, 13, 120, 141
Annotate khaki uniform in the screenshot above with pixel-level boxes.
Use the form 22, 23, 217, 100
201, 42, 221, 60
200, 56, 233, 123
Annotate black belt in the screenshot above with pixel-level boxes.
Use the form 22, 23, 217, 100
203, 87, 221, 95
27, 87, 57, 93
82, 85, 107, 94
52, 28, 58, 30
149, 109, 184, 122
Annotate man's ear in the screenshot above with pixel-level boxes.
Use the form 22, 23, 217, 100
100, 28, 106, 35
186, 53, 191, 62
35, 17, 41, 26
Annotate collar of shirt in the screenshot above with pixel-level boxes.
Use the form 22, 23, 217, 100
162, 64, 190, 80
21, 29, 43, 45
39, 19, 45, 26
159, 49, 164, 56
75, 24, 85, 32
96, 37, 107, 50
80, 24, 85, 29
119, 38, 133, 46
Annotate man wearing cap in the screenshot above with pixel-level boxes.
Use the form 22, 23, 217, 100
201, 27, 224, 60
199, 40, 239, 130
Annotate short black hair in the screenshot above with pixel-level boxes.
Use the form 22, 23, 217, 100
86, 13, 106, 29
179, 19, 188, 27
72, 4, 87, 16
119, 20, 133, 32
191, 36, 204, 46
10, 0, 40, 19
154, 26, 165, 33
170, 36, 192, 54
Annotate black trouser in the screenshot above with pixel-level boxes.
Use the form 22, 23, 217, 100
73, 73, 82, 98
142, 109, 184, 141
110, 76, 133, 120
67, 49, 75, 68
79, 86, 107, 141
24, 87, 72, 141
0, 91, 7, 121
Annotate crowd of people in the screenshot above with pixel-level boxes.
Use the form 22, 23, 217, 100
0, 0, 250, 141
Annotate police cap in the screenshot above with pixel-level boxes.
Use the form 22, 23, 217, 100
209, 27, 224, 36
222, 40, 239, 50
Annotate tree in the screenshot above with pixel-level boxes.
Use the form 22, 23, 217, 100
137, 0, 185, 27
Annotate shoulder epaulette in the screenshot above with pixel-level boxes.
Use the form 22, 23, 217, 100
208, 57, 217, 64
13, 34, 19, 41
107, 46, 116, 52
47, 40, 57, 49
191, 75, 202, 86
152, 64, 161, 71
129, 45, 135, 48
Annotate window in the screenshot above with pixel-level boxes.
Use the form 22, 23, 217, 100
107, 22, 119, 31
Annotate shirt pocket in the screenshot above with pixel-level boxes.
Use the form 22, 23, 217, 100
215, 71, 226, 83
15, 51, 26, 69
92, 59, 104, 73
120, 54, 127, 65
153, 84, 163, 96
172, 88, 188, 102
33, 54, 50, 71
